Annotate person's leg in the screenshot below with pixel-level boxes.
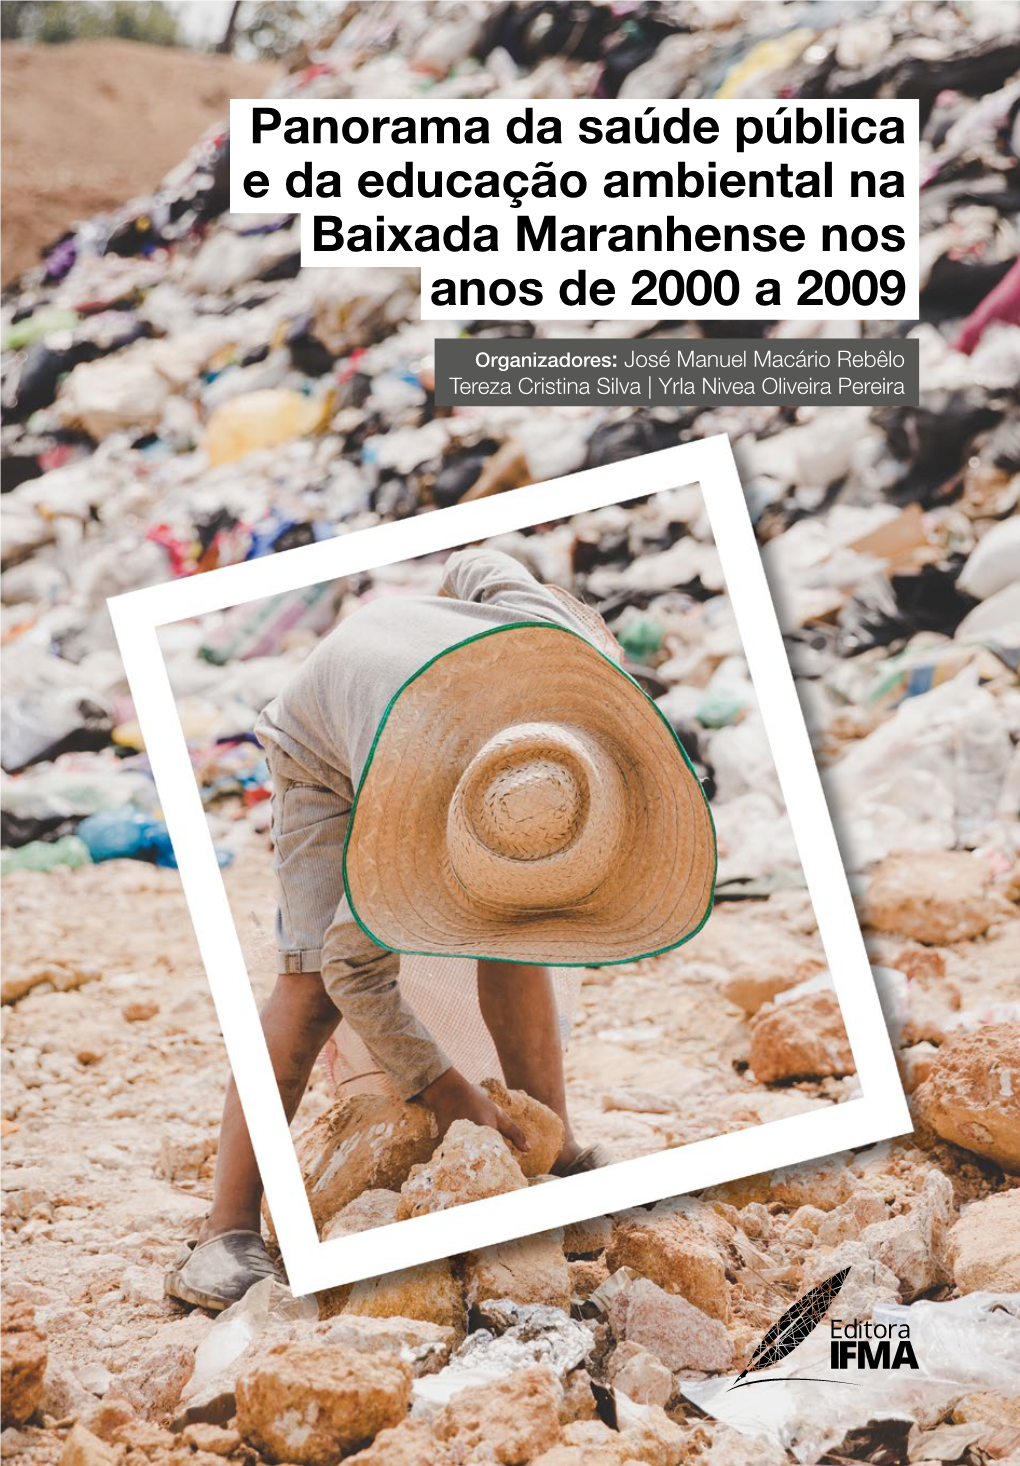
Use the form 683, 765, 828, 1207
476, 960, 582, 1170
199, 973, 340, 1241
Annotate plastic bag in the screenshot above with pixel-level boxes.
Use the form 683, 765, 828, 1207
77, 809, 233, 869
1, 689, 114, 774
826, 673, 1012, 865
957, 517, 1020, 600
1, 835, 92, 875
182, 1277, 316, 1415
204, 389, 334, 467
56, 355, 172, 438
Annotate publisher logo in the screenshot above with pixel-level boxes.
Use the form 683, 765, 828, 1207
731, 1267, 918, 1390
830, 1320, 919, 1371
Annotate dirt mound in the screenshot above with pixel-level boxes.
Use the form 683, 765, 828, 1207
1, 39, 277, 284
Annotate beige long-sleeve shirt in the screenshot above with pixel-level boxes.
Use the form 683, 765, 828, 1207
255, 547, 594, 1096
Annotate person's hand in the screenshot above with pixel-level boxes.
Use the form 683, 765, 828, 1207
419, 1067, 529, 1153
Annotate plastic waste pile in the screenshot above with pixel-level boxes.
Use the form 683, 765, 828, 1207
2, 0, 1017, 885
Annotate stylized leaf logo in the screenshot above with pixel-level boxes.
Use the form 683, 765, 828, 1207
728, 1266, 851, 1390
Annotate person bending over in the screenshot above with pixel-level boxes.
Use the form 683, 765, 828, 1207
166, 547, 715, 1310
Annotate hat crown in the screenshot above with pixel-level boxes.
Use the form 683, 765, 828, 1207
470, 753, 586, 861
447, 722, 625, 912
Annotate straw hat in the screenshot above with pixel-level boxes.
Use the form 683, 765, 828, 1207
343, 622, 716, 966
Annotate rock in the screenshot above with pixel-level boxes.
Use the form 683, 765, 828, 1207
947, 1190, 1020, 1293
569, 1258, 608, 1299
3, 1188, 52, 1224
786, 1204, 826, 1234
892, 944, 947, 984
540, 1427, 619, 1465
529, 1447, 612, 1465
81, 1397, 134, 1443
464, 1231, 570, 1313
122, 1000, 159, 1022
769, 1158, 855, 1211
897, 1041, 939, 1093
913, 1024, 1020, 1172
419, 1304, 590, 1401
236, 1342, 411, 1466
625, 1404, 694, 1465
397, 1120, 527, 1219
708, 1199, 765, 1247
749, 989, 855, 1083
347, 1419, 453, 1465
302, 1314, 455, 1375
607, 1277, 733, 1374
861, 1171, 954, 1298
120, 1264, 164, 1307
0, 1302, 46, 1427
180, 1313, 452, 1427
952, 1393, 1020, 1428
699, 1424, 788, 1466
558, 1369, 598, 1426
529, 1445, 608, 1465
562, 1215, 611, 1257
295, 1097, 438, 1231
181, 1423, 241, 1456
608, 1341, 673, 1407
435, 1365, 563, 1464
344, 1259, 467, 1338
60, 1425, 119, 1466
413, 1307, 589, 1419
1, 961, 100, 1005
532, 1421, 624, 1466
109, 1419, 176, 1455
801, 1242, 900, 1321
109, 1313, 213, 1417
37, 1357, 96, 1420
902, 982, 962, 1046
73, 1029, 106, 1065
481, 1079, 565, 1177
313, 1281, 354, 1322
154, 1131, 217, 1184
317, 1190, 402, 1316
720, 929, 826, 1014
550, 1407, 688, 1466
605, 1204, 731, 1320
816, 1191, 890, 1245
864, 852, 997, 944
75, 1363, 112, 1397
321, 1189, 401, 1241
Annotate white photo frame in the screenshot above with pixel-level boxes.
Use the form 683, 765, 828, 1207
108, 435, 911, 1297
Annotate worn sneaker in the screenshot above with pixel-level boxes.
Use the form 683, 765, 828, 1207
164, 1230, 281, 1311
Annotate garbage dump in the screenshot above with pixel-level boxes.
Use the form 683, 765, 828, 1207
2, 4, 1019, 1465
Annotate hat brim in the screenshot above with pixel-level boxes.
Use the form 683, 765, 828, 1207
343, 622, 716, 967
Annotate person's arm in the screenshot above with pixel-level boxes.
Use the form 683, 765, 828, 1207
320, 935, 450, 1100
320, 922, 527, 1146
439, 546, 549, 610
439, 548, 612, 654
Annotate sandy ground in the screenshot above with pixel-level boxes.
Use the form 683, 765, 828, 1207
0, 40, 277, 285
